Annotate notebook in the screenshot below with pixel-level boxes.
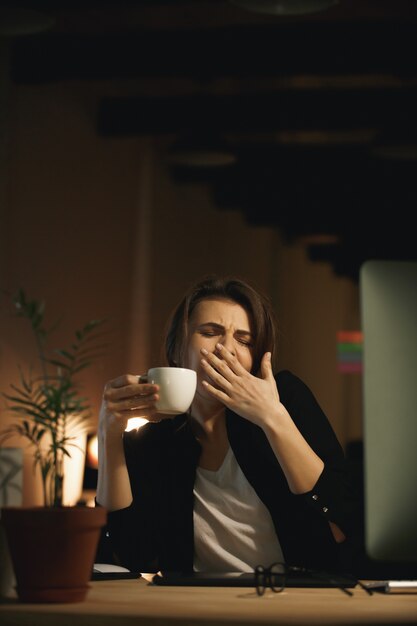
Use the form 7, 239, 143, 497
91, 563, 141, 580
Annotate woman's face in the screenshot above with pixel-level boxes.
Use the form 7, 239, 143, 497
184, 297, 254, 397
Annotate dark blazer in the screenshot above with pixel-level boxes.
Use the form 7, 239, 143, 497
104, 370, 360, 573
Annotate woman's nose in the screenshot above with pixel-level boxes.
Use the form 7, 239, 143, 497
218, 337, 236, 357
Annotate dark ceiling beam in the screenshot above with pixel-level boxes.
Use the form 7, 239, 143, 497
10, 21, 417, 84
170, 139, 417, 281
96, 88, 417, 136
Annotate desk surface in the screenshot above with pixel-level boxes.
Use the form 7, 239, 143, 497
1, 575, 417, 626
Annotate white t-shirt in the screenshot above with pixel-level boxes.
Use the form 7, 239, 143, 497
193, 446, 284, 572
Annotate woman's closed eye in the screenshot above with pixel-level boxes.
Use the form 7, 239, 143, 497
200, 330, 220, 338
238, 339, 253, 347
200, 331, 252, 347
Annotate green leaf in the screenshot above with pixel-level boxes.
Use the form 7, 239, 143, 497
54, 349, 75, 361
44, 358, 72, 370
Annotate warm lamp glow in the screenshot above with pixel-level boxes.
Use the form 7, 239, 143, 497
125, 417, 148, 432
85, 419, 147, 470
63, 432, 87, 505
86, 435, 98, 469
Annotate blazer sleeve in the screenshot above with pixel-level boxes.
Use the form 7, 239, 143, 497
101, 423, 164, 572
277, 370, 362, 536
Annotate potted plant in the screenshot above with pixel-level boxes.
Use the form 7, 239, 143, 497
0, 289, 107, 603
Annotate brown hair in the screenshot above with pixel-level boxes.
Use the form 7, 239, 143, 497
164, 275, 277, 374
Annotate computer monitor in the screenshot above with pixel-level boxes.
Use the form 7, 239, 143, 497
360, 259, 417, 569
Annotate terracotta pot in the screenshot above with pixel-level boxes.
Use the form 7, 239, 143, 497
1, 506, 107, 603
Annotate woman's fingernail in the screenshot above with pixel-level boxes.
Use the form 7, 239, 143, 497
216, 343, 223, 350
201, 348, 208, 355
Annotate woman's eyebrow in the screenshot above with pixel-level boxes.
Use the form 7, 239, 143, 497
197, 322, 253, 337
197, 322, 224, 330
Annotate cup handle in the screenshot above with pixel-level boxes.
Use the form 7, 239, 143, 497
138, 374, 148, 383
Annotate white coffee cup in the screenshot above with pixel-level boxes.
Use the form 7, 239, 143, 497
140, 367, 197, 415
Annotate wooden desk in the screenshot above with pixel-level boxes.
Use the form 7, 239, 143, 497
1, 576, 417, 626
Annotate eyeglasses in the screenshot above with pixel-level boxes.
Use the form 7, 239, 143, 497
254, 563, 373, 597
254, 562, 286, 596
